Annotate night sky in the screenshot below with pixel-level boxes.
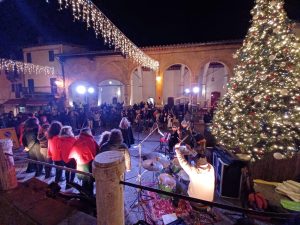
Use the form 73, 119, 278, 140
0, 0, 299, 59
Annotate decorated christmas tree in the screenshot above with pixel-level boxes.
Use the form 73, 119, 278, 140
212, 0, 300, 160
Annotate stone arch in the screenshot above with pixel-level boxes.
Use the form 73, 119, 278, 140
197, 58, 234, 81
68, 80, 98, 108
198, 59, 231, 107
96, 61, 128, 84
98, 79, 125, 105
130, 66, 156, 105
160, 60, 195, 79
162, 63, 192, 105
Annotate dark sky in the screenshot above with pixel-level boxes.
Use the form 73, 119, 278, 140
0, 0, 299, 59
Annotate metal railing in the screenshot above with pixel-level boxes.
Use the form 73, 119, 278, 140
7, 152, 299, 223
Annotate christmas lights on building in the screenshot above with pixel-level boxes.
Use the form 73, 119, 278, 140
50, 0, 159, 70
0, 58, 55, 76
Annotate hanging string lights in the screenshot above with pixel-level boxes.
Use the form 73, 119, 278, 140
51, 0, 159, 70
0, 58, 55, 76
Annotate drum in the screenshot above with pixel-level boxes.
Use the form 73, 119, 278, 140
146, 152, 170, 168
158, 173, 176, 199
178, 169, 190, 186
171, 158, 182, 174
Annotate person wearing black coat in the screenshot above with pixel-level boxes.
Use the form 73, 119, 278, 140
22, 117, 43, 176
100, 129, 131, 172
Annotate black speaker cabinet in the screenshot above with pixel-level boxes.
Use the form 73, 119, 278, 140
28, 79, 35, 94
167, 97, 174, 108
212, 148, 245, 199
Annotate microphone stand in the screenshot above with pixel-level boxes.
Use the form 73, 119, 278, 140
130, 125, 159, 211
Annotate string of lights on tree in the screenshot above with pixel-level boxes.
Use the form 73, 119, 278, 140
0, 58, 55, 76
212, 0, 300, 161
47, 0, 159, 70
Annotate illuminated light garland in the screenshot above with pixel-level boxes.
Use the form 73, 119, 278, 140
50, 0, 159, 70
0, 58, 55, 76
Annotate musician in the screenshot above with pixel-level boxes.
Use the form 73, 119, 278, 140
168, 125, 179, 153
193, 133, 206, 155
175, 143, 215, 202
178, 120, 193, 147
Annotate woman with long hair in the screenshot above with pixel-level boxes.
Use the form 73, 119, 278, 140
97, 131, 111, 155
47, 121, 63, 183
119, 116, 131, 148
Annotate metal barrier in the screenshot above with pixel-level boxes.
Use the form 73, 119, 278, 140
5, 153, 93, 177
3, 151, 299, 225
120, 181, 297, 220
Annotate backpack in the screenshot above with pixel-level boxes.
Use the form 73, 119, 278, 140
248, 192, 268, 210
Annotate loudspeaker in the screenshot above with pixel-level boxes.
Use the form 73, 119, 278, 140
28, 79, 34, 94
15, 83, 22, 98
213, 149, 245, 199
167, 97, 174, 108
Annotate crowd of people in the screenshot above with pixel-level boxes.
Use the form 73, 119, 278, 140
0, 101, 215, 195
21, 115, 131, 196
0, 101, 214, 135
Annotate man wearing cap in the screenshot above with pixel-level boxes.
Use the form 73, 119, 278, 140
175, 143, 215, 202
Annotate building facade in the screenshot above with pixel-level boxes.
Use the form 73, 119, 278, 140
0, 23, 299, 113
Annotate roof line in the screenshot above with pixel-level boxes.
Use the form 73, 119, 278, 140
56, 50, 123, 59
55, 39, 242, 59
141, 39, 243, 50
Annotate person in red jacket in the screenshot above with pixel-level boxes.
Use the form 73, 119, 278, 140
58, 126, 77, 189
47, 121, 63, 183
69, 127, 99, 196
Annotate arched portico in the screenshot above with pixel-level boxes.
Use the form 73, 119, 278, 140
98, 79, 125, 105
198, 61, 230, 107
62, 41, 240, 107
130, 66, 156, 105
162, 64, 192, 105
68, 80, 98, 107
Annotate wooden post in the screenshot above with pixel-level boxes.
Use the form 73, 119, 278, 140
0, 139, 18, 190
93, 151, 125, 225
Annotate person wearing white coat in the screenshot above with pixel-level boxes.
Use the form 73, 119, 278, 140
175, 145, 215, 202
